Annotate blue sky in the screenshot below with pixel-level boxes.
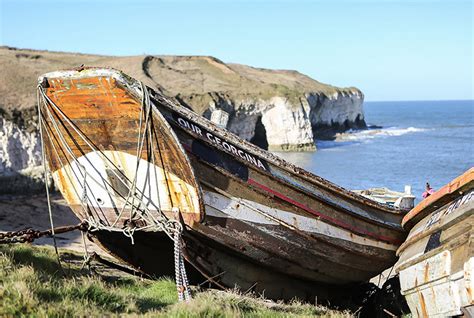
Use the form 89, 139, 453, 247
1, 0, 472, 101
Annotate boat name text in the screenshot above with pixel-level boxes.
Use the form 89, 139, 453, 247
176, 117, 267, 171
424, 189, 473, 229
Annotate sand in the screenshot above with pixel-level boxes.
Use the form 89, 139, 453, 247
0, 193, 102, 254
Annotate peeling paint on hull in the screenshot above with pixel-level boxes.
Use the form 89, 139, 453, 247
396, 169, 474, 317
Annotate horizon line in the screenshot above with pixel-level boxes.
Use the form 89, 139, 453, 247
365, 99, 473, 103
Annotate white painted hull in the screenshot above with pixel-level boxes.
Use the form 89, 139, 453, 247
396, 190, 474, 317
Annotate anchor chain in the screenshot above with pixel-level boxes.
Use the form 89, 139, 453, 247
0, 223, 87, 245
0, 228, 41, 244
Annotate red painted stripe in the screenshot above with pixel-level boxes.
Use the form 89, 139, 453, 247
247, 178, 401, 245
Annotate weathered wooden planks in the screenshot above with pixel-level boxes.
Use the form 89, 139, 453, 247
39, 71, 203, 228
396, 169, 474, 317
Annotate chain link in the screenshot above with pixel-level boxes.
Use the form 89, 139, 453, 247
0, 228, 39, 244
0, 223, 87, 245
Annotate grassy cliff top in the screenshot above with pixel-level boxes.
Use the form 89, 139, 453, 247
0, 46, 361, 115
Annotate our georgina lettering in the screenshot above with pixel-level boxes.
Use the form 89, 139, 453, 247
177, 117, 267, 171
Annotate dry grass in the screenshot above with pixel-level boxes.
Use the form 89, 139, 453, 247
0, 244, 352, 317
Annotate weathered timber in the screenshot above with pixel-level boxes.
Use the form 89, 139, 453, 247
395, 168, 474, 317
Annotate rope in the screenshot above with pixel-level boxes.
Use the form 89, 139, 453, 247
37, 80, 192, 301
36, 89, 63, 270
39, 86, 155, 233
39, 85, 174, 238
80, 231, 90, 270
110, 81, 152, 229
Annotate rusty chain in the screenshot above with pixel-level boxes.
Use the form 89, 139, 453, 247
0, 222, 87, 245
0, 228, 40, 244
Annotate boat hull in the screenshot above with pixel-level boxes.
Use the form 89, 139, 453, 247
395, 169, 474, 317
151, 91, 407, 289
38, 68, 407, 301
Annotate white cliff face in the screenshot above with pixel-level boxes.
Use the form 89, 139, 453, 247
210, 90, 364, 151
306, 91, 365, 129
261, 97, 315, 151
225, 98, 263, 141
0, 118, 41, 176
227, 112, 261, 141
224, 97, 314, 151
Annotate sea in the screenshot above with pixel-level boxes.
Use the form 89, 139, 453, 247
278, 100, 474, 202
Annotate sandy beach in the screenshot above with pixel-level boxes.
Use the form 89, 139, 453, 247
0, 193, 102, 254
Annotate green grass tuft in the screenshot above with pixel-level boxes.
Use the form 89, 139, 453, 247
0, 244, 352, 317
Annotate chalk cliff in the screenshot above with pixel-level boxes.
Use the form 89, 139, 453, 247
0, 46, 365, 192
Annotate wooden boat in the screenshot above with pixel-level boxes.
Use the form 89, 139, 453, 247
37, 68, 409, 301
395, 168, 474, 317
353, 186, 415, 211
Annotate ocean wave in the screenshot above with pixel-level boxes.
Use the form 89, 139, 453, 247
334, 127, 428, 142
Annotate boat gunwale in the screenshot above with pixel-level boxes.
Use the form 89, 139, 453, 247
181, 130, 405, 235
153, 91, 404, 215
402, 168, 474, 228
396, 202, 473, 257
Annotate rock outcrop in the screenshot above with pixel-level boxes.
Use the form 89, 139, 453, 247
0, 46, 366, 192
0, 117, 46, 193
0, 117, 41, 174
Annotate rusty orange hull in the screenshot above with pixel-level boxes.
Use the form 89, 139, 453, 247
38, 68, 408, 301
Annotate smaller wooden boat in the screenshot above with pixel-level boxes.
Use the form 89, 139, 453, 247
395, 168, 474, 317
353, 186, 415, 211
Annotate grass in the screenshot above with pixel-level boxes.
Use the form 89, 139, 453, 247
0, 244, 352, 317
